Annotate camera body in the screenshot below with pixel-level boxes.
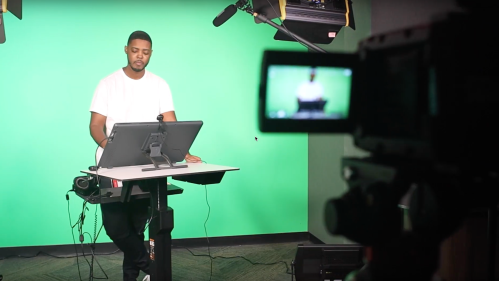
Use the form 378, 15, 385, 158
352, 13, 498, 166
327, 11, 498, 246
260, 11, 498, 166
259, 6, 498, 280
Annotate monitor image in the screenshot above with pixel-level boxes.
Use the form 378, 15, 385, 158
259, 50, 358, 133
98, 121, 203, 170
265, 65, 352, 120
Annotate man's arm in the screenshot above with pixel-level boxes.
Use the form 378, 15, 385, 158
161, 111, 202, 163
89, 112, 108, 148
161, 111, 177, 122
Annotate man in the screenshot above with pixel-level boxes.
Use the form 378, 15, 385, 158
296, 67, 324, 102
89, 30, 201, 281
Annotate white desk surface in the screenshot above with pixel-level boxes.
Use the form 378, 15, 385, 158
81, 163, 239, 181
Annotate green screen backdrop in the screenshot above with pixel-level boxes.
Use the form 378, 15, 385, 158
0, 0, 308, 248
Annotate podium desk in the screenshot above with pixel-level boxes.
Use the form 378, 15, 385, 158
78, 162, 239, 281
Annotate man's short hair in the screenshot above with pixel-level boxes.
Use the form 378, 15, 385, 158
127, 31, 152, 47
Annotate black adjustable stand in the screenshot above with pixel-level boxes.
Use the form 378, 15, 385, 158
118, 178, 177, 281
145, 178, 175, 281
76, 178, 184, 281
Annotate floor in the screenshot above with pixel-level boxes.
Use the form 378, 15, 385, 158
0, 241, 309, 281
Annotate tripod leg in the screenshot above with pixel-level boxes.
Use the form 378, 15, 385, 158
487, 205, 497, 281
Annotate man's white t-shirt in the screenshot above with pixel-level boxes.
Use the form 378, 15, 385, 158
296, 81, 324, 101
89, 69, 175, 163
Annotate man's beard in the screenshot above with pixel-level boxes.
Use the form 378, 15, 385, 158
129, 60, 148, 72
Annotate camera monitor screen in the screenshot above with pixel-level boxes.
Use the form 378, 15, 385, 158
266, 65, 352, 119
259, 50, 357, 133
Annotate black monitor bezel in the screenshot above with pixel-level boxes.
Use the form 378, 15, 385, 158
258, 50, 358, 133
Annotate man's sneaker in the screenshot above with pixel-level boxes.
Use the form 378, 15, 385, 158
142, 275, 150, 281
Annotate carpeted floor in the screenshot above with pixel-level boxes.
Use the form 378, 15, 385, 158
0, 241, 309, 281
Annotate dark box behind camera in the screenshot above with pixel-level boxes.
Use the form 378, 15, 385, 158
293, 244, 364, 281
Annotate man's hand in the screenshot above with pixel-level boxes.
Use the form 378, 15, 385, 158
185, 153, 202, 163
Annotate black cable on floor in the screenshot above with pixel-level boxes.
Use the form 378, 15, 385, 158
194, 162, 292, 279
67, 190, 84, 281
171, 245, 293, 276
67, 190, 110, 280
0, 250, 121, 261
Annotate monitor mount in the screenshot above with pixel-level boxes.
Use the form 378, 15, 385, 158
140, 115, 187, 172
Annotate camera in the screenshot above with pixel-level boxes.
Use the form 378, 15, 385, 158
73, 175, 98, 196
259, 3, 498, 281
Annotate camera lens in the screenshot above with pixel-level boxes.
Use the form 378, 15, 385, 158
76, 177, 89, 189
325, 183, 403, 245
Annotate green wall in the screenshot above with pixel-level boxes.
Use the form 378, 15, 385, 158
0, 0, 308, 248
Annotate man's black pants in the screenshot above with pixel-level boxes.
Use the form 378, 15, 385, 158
101, 192, 151, 281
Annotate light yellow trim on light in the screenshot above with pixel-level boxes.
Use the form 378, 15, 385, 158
279, 0, 286, 20
2, 0, 8, 13
344, 0, 350, 26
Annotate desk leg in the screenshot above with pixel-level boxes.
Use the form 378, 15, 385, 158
148, 178, 174, 281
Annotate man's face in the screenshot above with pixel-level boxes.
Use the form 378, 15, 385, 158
125, 39, 152, 72
310, 73, 315, 82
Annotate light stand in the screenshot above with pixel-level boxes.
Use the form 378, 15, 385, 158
235, 0, 327, 53
0, 0, 23, 44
